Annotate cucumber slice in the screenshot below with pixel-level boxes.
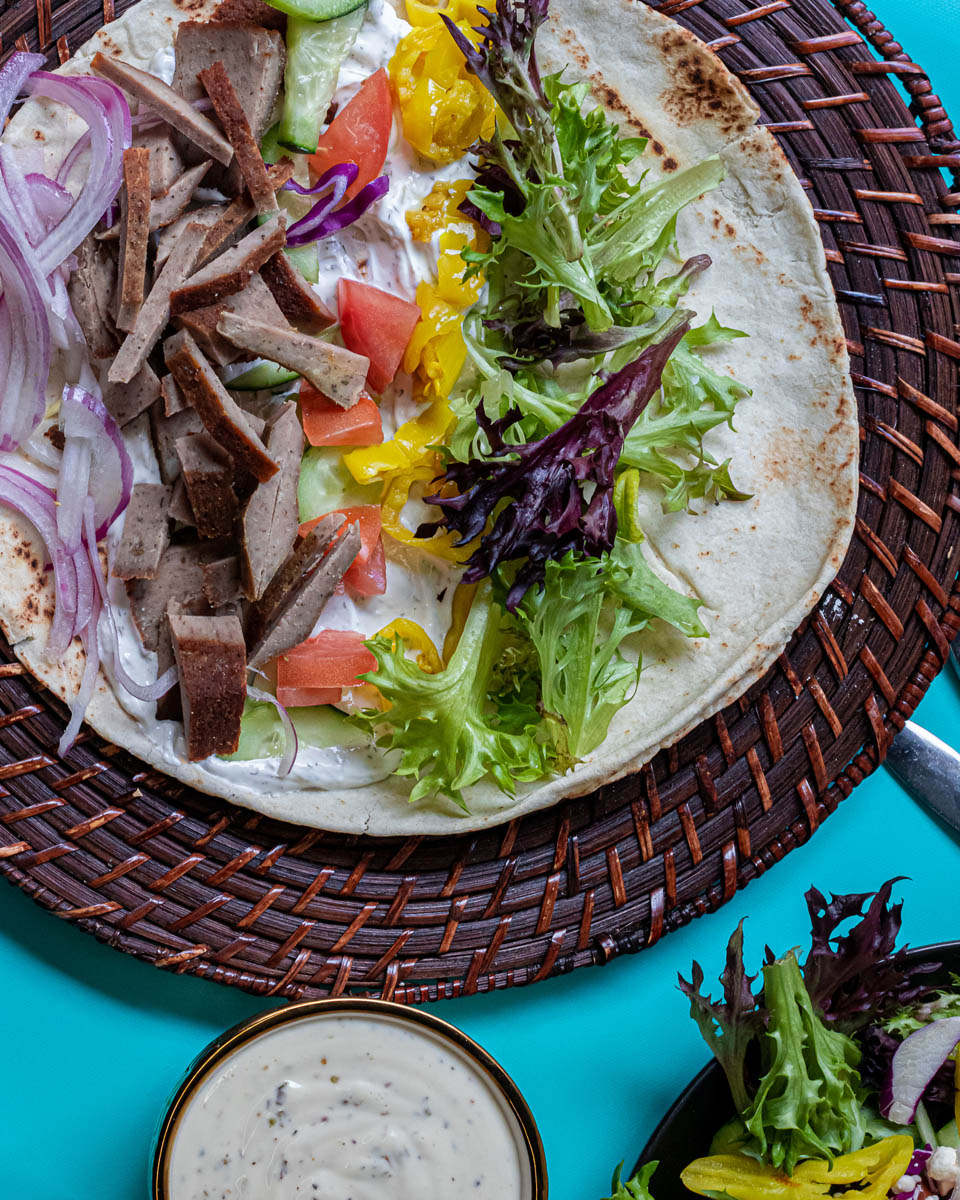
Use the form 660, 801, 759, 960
255, 207, 321, 282
278, 7, 366, 154
260, 122, 285, 165
230, 361, 300, 390
267, 0, 365, 20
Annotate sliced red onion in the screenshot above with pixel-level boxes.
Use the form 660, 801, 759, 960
20, 72, 131, 277
247, 685, 299, 775
881, 1017, 960, 1124
0, 51, 46, 128
287, 174, 390, 247
58, 606, 100, 756
56, 432, 92, 554
26, 173, 74, 231
0, 220, 51, 452
60, 385, 133, 538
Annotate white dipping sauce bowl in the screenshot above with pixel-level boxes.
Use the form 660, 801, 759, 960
152, 998, 547, 1200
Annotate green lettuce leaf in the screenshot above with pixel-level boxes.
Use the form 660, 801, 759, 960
602, 1161, 659, 1200
743, 952, 866, 1174
354, 586, 552, 807
516, 540, 705, 760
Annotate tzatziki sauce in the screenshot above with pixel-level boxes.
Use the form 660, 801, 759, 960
165, 1011, 535, 1199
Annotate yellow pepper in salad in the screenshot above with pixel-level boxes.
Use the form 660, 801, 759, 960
681, 1137, 914, 1200
403, 281, 468, 402
389, 6, 495, 164
375, 619, 443, 673
406, 179, 488, 308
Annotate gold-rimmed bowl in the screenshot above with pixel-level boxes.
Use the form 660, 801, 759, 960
152, 997, 548, 1199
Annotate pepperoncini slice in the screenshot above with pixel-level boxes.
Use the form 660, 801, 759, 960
681, 1137, 914, 1200
402, 281, 468, 402
342, 396, 454, 486
405, 0, 486, 25
380, 459, 471, 562
442, 580, 478, 663
406, 181, 488, 307
375, 619, 443, 673
389, 20, 495, 163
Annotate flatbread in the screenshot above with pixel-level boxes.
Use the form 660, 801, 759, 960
0, 0, 858, 835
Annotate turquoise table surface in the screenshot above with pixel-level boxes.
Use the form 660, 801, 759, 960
4, 0, 960, 1195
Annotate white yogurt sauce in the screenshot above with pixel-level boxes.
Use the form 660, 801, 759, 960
166, 1013, 532, 1200
95, 4, 465, 791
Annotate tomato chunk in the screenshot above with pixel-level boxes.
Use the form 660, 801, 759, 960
308, 69, 392, 203
346, 535, 386, 596
338, 278, 421, 394
299, 505, 386, 596
277, 685, 343, 708
276, 630, 377, 692
300, 383, 383, 447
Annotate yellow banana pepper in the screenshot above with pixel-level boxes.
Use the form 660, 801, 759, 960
342, 396, 454, 486
381, 460, 471, 563
405, 0, 486, 25
442, 580, 478, 663
406, 181, 488, 307
681, 1137, 914, 1200
375, 619, 443, 673
403, 281, 468, 401
389, 18, 495, 163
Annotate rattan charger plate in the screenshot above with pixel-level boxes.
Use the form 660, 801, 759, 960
1, 0, 958, 1004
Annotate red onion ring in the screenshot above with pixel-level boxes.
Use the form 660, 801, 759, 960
247, 685, 299, 776
0, 220, 51, 452
0, 51, 46, 128
61, 385, 133, 539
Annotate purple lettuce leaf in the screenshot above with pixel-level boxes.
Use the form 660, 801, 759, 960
802, 879, 940, 1032
678, 920, 764, 1114
419, 319, 688, 610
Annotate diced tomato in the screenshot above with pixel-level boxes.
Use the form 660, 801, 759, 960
300, 383, 383, 447
276, 630, 377, 694
307, 69, 392, 203
346, 535, 386, 596
276, 685, 343, 708
299, 505, 387, 596
338, 278, 421, 394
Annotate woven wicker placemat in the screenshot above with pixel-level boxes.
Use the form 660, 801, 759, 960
1, 0, 958, 1004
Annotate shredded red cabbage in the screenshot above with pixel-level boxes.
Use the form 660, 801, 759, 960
283, 162, 389, 247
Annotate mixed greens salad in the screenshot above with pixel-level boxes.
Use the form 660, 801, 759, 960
605, 882, 960, 1200
246, 0, 753, 805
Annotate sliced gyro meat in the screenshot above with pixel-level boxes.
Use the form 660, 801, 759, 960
154, 205, 225, 273
68, 234, 119, 359
164, 330, 278, 482
171, 214, 286, 313
151, 401, 204, 484
112, 483, 173, 580
174, 273, 287, 366
217, 313, 368, 407
173, 20, 285, 142
161, 373, 188, 417
175, 431, 238, 539
109, 220, 210, 385
247, 516, 361, 669
212, 0, 286, 32
193, 161, 294, 266
102, 362, 161, 428
168, 612, 247, 760
91, 53, 234, 166
132, 125, 184, 196
168, 476, 196, 527
260, 252, 334, 333
99, 161, 213, 241
115, 147, 152, 333
147, 161, 213, 231
202, 555, 242, 608
239, 401, 302, 601
199, 60, 277, 215
125, 542, 210, 651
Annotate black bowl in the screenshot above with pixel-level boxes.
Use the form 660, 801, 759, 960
635, 940, 960, 1199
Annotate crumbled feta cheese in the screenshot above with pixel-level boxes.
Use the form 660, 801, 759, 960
896, 1175, 920, 1194
927, 1147, 960, 1195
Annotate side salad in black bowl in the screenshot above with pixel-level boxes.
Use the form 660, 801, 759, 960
604, 881, 960, 1200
